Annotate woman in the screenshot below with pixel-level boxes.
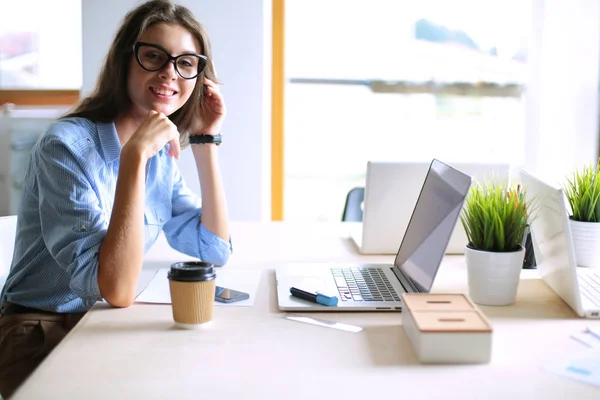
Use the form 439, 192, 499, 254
0, 0, 231, 397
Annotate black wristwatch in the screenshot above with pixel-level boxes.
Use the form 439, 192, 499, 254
189, 133, 222, 146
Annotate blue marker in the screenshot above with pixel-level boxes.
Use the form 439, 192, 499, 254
290, 287, 338, 306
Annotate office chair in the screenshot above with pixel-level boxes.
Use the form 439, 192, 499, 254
341, 187, 365, 222
522, 228, 536, 269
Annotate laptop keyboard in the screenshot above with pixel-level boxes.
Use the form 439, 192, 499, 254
579, 271, 600, 308
331, 267, 401, 302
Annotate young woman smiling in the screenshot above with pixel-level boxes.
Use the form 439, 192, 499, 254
0, 1, 231, 397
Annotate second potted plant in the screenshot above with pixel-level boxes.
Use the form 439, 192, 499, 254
564, 161, 600, 268
460, 181, 531, 306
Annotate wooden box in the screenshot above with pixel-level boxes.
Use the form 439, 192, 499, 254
402, 293, 492, 364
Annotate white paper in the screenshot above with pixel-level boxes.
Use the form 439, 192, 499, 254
135, 268, 262, 307
544, 350, 600, 387
280, 313, 363, 333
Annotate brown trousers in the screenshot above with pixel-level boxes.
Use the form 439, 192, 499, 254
0, 307, 85, 399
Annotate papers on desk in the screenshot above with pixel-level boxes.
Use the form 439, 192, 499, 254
544, 350, 600, 388
544, 327, 600, 387
135, 268, 262, 307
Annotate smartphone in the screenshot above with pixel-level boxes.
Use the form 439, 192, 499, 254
215, 286, 250, 303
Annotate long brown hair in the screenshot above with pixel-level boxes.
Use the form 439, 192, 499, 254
64, 0, 217, 143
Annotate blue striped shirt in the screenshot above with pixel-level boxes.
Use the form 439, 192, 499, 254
0, 117, 232, 313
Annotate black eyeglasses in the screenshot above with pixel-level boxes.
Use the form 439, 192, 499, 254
133, 42, 207, 80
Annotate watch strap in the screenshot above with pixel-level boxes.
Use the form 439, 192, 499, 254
189, 133, 222, 145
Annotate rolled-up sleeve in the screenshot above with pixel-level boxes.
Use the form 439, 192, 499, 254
35, 136, 105, 300
162, 163, 232, 266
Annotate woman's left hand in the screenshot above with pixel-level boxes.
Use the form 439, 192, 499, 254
191, 77, 226, 135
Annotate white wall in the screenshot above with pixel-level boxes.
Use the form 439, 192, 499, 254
82, 0, 272, 221
524, 0, 600, 185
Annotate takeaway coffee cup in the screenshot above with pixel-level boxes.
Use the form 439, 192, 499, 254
168, 261, 216, 328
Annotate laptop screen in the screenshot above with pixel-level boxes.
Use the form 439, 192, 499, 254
393, 159, 472, 292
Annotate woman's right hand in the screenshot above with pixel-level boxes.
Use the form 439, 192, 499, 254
122, 110, 181, 161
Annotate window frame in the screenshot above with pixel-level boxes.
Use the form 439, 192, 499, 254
0, 90, 79, 106
274, 0, 529, 222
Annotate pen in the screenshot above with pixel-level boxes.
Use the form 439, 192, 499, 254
290, 287, 338, 306
586, 327, 600, 342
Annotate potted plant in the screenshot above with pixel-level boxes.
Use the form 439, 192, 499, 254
460, 181, 531, 306
564, 161, 600, 268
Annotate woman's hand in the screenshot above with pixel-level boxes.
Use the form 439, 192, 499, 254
123, 110, 181, 161
191, 77, 226, 135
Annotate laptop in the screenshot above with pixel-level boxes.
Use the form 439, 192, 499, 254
350, 161, 510, 255
276, 159, 472, 311
520, 170, 600, 318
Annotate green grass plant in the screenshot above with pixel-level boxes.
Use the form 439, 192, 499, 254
460, 181, 530, 252
564, 162, 600, 222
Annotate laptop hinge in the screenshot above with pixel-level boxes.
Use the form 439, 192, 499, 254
391, 266, 423, 293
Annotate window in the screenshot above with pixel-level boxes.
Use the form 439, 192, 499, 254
0, 0, 82, 89
283, 0, 531, 222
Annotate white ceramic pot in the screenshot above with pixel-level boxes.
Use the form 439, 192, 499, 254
569, 219, 600, 268
465, 245, 525, 306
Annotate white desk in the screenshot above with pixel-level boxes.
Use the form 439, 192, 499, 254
12, 222, 600, 399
